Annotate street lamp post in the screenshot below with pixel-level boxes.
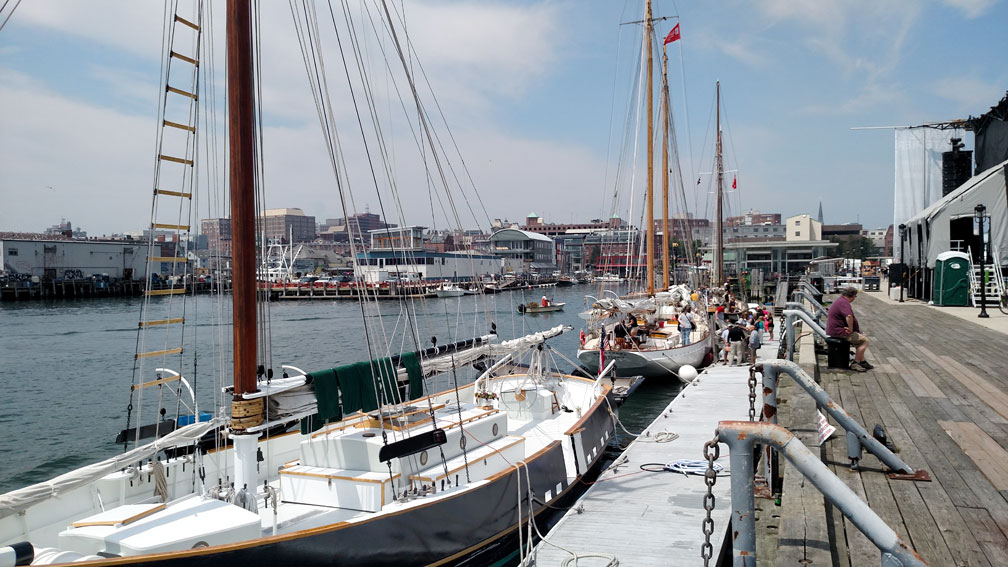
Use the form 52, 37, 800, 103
898, 224, 906, 303
976, 204, 989, 318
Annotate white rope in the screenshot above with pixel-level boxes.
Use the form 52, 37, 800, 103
516, 461, 619, 567
665, 459, 723, 476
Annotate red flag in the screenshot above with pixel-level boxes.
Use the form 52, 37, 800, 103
732, 176, 737, 190
664, 23, 681, 45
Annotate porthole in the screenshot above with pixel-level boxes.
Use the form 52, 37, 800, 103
420, 450, 428, 466
460, 436, 467, 450
492, 423, 499, 437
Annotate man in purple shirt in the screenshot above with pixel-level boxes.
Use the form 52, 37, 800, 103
826, 287, 872, 372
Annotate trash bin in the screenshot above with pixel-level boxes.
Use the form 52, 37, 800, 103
825, 337, 851, 369
863, 276, 880, 291
933, 251, 970, 306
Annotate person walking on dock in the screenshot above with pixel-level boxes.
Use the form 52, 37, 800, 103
827, 287, 872, 372
727, 323, 747, 366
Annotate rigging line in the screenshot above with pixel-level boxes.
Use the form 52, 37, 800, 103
330, 0, 423, 373
127, 0, 179, 451
0, 0, 21, 33
669, 0, 696, 191
297, 2, 386, 414
377, 0, 471, 251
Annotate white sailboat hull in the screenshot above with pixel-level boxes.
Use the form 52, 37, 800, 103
0, 374, 615, 566
577, 336, 710, 381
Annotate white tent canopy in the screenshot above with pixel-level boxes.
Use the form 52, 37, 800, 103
902, 159, 1008, 268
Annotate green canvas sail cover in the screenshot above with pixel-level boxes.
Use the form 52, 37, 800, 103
399, 351, 423, 400
301, 353, 424, 433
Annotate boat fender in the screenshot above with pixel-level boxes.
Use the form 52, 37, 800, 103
579, 330, 585, 347
0, 541, 33, 567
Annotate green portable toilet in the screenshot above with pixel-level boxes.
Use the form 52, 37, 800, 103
933, 251, 970, 306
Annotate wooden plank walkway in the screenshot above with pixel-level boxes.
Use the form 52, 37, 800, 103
531, 346, 770, 566
779, 292, 1008, 566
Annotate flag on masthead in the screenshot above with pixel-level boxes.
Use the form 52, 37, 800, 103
664, 23, 681, 45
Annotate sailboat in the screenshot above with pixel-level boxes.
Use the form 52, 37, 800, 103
577, 2, 711, 381
0, 3, 614, 565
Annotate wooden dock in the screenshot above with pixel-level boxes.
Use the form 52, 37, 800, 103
770, 291, 1008, 566
530, 342, 777, 566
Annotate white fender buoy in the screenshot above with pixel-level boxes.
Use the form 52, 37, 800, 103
677, 365, 698, 382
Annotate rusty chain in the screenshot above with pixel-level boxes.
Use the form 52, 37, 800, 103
701, 432, 721, 566
748, 366, 758, 421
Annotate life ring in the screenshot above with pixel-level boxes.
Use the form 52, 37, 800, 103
579, 330, 586, 347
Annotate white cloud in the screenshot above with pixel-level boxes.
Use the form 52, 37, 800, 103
0, 69, 154, 235
932, 76, 1007, 112
940, 0, 998, 18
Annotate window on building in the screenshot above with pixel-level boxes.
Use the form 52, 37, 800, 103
7, 248, 17, 256
794, 231, 801, 237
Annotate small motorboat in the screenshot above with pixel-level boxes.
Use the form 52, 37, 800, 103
518, 301, 565, 314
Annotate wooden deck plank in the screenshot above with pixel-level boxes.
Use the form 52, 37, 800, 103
938, 420, 1008, 490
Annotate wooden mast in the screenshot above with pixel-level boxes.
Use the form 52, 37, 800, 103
645, 0, 654, 296
714, 81, 724, 287
226, 0, 259, 406
661, 43, 670, 290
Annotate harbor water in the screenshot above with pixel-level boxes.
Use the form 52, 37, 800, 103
0, 283, 682, 494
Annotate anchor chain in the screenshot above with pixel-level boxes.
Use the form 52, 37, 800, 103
701, 432, 721, 566
748, 366, 758, 421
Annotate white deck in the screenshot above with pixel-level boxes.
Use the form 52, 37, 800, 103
531, 340, 777, 566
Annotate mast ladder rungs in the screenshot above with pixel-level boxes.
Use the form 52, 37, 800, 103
158, 154, 193, 166
132, 374, 182, 390
139, 317, 185, 328
166, 85, 198, 100
151, 223, 190, 231
151, 256, 187, 263
146, 288, 186, 296
170, 51, 199, 66
155, 189, 192, 199
163, 120, 195, 133
174, 14, 200, 31
135, 347, 183, 360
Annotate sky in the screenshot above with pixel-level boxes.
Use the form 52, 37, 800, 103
1, 0, 1006, 238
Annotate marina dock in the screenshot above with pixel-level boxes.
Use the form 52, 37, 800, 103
530, 341, 778, 566
769, 291, 1008, 566
535, 287, 1008, 565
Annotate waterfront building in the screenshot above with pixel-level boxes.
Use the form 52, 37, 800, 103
583, 229, 643, 276
488, 228, 557, 274
201, 218, 232, 254
1, 237, 148, 281
353, 226, 500, 282
258, 208, 316, 243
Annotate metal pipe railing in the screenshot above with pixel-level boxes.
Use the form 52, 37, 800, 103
756, 359, 927, 477
784, 301, 823, 325
788, 290, 827, 318
782, 309, 827, 360
715, 420, 928, 567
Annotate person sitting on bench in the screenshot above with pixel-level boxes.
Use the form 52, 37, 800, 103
826, 287, 872, 372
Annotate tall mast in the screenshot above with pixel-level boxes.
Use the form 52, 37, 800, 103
661, 43, 670, 290
227, 0, 257, 397
227, 0, 262, 492
714, 81, 724, 287
645, 0, 654, 296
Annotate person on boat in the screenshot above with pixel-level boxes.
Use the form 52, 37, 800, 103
541, 295, 548, 307
678, 305, 695, 346
715, 304, 726, 323
826, 287, 872, 372
727, 323, 747, 366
